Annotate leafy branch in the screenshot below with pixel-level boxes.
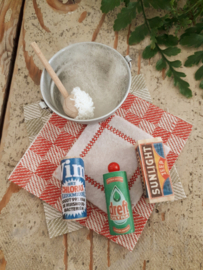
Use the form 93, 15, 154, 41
180, 23, 203, 88
100, 0, 203, 98
138, 0, 192, 98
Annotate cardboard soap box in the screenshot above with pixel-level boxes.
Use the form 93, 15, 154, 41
135, 137, 174, 203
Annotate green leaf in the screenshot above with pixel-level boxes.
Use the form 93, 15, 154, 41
124, 0, 130, 7
170, 60, 182, 68
174, 76, 189, 87
173, 70, 186, 78
143, 0, 150, 7
185, 23, 203, 34
158, 18, 176, 31
101, 0, 122, 13
166, 68, 172, 77
150, 36, 157, 49
156, 58, 167, 71
178, 85, 192, 98
148, 0, 172, 10
184, 51, 203, 67
148, 16, 164, 29
156, 34, 178, 46
136, 1, 142, 13
129, 24, 149, 45
179, 17, 192, 29
195, 65, 203, 80
199, 80, 203, 89
162, 47, 181, 56
142, 45, 158, 59
150, 29, 157, 49
114, 2, 137, 31
180, 33, 203, 48
174, 77, 192, 98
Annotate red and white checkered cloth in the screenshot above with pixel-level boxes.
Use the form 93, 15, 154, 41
53, 114, 170, 213
9, 94, 192, 251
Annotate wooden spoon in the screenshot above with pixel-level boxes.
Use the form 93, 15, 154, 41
31, 42, 78, 118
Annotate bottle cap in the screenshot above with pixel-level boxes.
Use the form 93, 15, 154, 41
108, 162, 120, 172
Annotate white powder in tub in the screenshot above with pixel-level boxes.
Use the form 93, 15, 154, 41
71, 87, 95, 120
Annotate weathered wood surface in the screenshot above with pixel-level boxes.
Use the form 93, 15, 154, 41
0, 0, 23, 127
0, 0, 203, 269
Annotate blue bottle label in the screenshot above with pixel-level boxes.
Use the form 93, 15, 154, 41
61, 157, 87, 220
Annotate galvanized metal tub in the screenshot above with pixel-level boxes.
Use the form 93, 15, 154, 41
40, 42, 131, 124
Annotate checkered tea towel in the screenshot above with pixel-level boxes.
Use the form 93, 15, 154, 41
53, 115, 170, 213
13, 74, 192, 251
23, 75, 186, 239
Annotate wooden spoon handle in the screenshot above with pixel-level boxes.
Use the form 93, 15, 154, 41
31, 42, 68, 98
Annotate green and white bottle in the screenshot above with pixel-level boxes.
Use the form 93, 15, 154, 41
103, 163, 135, 235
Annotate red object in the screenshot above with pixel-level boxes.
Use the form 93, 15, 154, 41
108, 162, 120, 172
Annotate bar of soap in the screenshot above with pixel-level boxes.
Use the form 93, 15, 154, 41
135, 137, 174, 204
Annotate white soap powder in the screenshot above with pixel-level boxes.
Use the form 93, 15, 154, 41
71, 87, 95, 120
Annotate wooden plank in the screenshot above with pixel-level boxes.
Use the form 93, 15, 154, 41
0, 0, 66, 268
0, 0, 24, 127
0, 0, 109, 268
93, 232, 108, 269
0, 0, 131, 268
0, 250, 7, 270
67, 228, 90, 270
